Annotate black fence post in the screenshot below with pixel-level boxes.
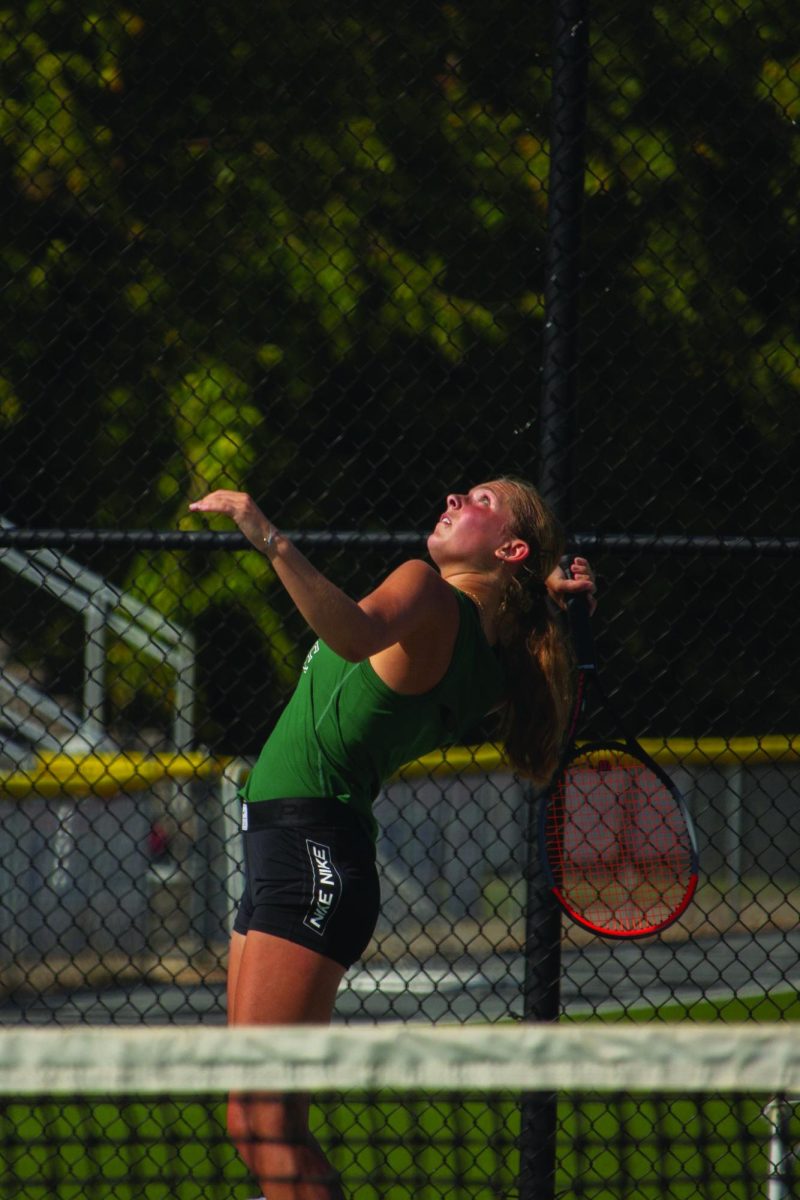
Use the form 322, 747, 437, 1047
520, 1, 589, 1198
537, 0, 590, 519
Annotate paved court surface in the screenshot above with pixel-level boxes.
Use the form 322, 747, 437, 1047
2, 928, 797, 1025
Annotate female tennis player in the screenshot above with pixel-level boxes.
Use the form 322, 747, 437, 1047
189, 478, 596, 1200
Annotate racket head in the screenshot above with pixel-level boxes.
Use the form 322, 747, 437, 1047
539, 741, 699, 938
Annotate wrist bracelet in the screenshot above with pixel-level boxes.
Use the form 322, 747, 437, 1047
263, 526, 277, 550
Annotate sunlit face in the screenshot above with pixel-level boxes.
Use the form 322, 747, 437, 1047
427, 481, 522, 567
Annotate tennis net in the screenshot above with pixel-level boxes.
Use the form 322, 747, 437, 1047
1, 1023, 798, 1200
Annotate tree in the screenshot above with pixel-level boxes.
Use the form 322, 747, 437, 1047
0, 0, 797, 743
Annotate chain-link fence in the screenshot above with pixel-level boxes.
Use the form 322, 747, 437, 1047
0, 1, 798, 1196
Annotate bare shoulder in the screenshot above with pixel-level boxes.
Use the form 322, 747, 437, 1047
359, 558, 457, 638
366, 560, 461, 692
381, 558, 451, 595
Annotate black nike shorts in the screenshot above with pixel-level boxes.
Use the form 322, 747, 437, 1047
233, 798, 380, 969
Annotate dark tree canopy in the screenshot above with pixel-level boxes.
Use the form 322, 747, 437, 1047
0, 1, 797, 745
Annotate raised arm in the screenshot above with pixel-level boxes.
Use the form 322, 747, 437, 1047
188, 490, 455, 661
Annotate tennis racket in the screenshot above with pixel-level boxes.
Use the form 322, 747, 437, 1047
539, 577, 699, 938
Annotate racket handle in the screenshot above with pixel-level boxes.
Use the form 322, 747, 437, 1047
562, 557, 596, 671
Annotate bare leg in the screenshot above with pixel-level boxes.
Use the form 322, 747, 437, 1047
227, 930, 346, 1200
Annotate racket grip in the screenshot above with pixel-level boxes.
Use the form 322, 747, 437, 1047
562, 557, 596, 671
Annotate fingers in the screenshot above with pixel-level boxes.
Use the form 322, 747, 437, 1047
188, 491, 260, 526
569, 555, 593, 581
188, 490, 245, 514
188, 491, 277, 555
568, 556, 596, 588
568, 556, 598, 613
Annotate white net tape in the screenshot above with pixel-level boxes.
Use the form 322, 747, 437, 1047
1, 1022, 798, 1096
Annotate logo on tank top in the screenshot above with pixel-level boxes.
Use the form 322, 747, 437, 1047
303, 839, 342, 936
302, 641, 320, 673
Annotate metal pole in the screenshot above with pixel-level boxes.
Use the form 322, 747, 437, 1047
765, 1096, 795, 1200
219, 759, 249, 933
521, 2, 589, 1198
173, 635, 197, 752
537, 0, 590, 518
724, 762, 744, 918
520, 786, 563, 1199
83, 600, 107, 733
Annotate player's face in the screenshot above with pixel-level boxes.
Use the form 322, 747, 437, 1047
427, 481, 517, 565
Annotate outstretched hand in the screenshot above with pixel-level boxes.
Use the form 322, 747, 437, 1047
188, 490, 277, 554
545, 556, 598, 615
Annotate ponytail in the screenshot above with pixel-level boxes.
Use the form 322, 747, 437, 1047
492, 479, 574, 784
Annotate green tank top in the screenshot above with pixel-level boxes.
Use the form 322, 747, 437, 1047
241, 589, 508, 839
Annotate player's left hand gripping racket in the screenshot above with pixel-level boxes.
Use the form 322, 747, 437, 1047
539, 581, 699, 938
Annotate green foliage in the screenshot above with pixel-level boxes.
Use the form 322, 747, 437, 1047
0, 3, 133, 207
0, 0, 797, 741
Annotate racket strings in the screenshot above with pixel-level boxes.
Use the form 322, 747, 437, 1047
545, 752, 696, 934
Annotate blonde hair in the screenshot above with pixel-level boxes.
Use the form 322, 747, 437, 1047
492, 477, 573, 783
